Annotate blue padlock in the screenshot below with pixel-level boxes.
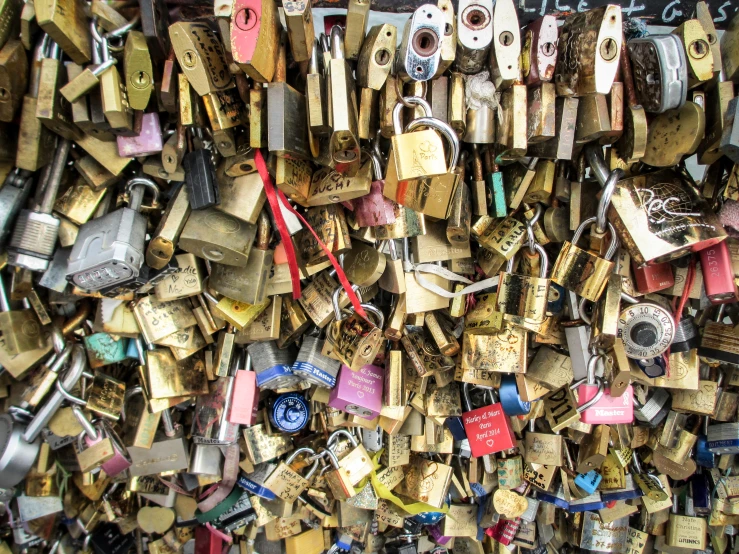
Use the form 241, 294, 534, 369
636, 356, 666, 378
547, 283, 566, 314
690, 472, 712, 515
269, 392, 310, 433
574, 470, 602, 495
236, 463, 277, 500
499, 374, 531, 416
695, 435, 716, 468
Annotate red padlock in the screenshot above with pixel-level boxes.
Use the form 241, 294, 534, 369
576, 354, 633, 424
699, 240, 739, 304
486, 518, 520, 545
461, 383, 516, 458
632, 260, 674, 294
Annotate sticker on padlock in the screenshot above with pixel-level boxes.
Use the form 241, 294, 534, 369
461, 383, 516, 457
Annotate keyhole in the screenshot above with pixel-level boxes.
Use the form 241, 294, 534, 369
499, 31, 514, 47
182, 50, 197, 68
131, 71, 151, 89
165, 155, 174, 165
541, 42, 555, 57
599, 37, 618, 61
239, 163, 253, 172
412, 29, 439, 57
235, 8, 258, 31
0, 88, 10, 102
374, 48, 391, 66
689, 39, 709, 59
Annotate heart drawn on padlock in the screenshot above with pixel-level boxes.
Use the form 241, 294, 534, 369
486, 439, 495, 447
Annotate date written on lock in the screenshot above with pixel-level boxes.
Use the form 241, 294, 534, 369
462, 403, 515, 457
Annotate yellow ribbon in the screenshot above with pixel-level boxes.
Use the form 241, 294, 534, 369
365, 450, 448, 516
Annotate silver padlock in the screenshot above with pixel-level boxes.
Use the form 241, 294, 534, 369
627, 35, 688, 114
66, 178, 159, 291
8, 139, 71, 271
454, 0, 493, 74
0, 170, 34, 248
396, 4, 445, 82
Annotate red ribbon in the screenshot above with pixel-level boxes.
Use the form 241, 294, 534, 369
254, 149, 302, 299
253, 149, 366, 319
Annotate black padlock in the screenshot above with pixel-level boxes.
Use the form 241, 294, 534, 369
183, 149, 219, 210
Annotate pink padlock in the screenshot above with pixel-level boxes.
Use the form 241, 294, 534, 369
228, 355, 259, 425
117, 112, 163, 157
353, 153, 397, 227
328, 364, 383, 419
576, 355, 634, 424
81, 422, 131, 477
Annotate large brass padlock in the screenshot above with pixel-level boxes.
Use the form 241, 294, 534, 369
383, 96, 459, 219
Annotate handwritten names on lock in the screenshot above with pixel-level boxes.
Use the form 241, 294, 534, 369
243, 424, 293, 465
133, 295, 197, 344
462, 404, 514, 457
580, 512, 629, 552
266, 464, 308, 503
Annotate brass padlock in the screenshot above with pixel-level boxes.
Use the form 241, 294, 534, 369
497, 243, 550, 327
325, 287, 384, 371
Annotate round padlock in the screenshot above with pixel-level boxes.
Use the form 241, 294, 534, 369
269, 392, 310, 434
617, 303, 676, 359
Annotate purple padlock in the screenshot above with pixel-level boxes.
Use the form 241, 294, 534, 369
117, 112, 163, 157
352, 153, 396, 227
328, 364, 383, 419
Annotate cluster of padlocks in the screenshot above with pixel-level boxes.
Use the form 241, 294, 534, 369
1, 0, 739, 552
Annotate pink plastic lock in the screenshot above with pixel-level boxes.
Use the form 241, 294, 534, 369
84, 424, 132, 476
117, 112, 163, 157
577, 384, 634, 424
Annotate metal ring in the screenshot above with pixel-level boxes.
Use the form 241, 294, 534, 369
394, 79, 428, 108
579, 297, 592, 325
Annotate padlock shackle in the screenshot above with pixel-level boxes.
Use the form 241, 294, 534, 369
332, 284, 363, 321
392, 96, 432, 135
318, 447, 341, 469
505, 242, 548, 278
595, 168, 623, 234
330, 25, 344, 60
126, 177, 160, 211
573, 376, 604, 413
308, 39, 321, 74
361, 303, 385, 329
120, 386, 144, 422
404, 116, 460, 170
571, 216, 619, 261
24, 344, 87, 443
286, 447, 320, 479
327, 429, 359, 448
584, 145, 609, 187
72, 406, 100, 441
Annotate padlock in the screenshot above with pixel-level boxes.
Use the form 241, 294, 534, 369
576, 354, 634, 424
326, 26, 360, 173
327, 429, 375, 485
461, 383, 516, 458
384, 98, 461, 220
66, 178, 158, 291
396, 4, 444, 82
320, 448, 356, 501
8, 138, 70, 271
246, 341, 299, 390
263, 447, 319, 502
325, 286, 384, 372
454, 0, 492, 75
292, 334, 341, 388
209, 212, 274, 305
550, 215, 618, 302
522, 16, 557, 86
554, 6, 622, 97
496, 243, 550, 327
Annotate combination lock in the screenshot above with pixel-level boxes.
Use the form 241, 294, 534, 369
617, 303, 676, 359
269, 393, 310, 434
